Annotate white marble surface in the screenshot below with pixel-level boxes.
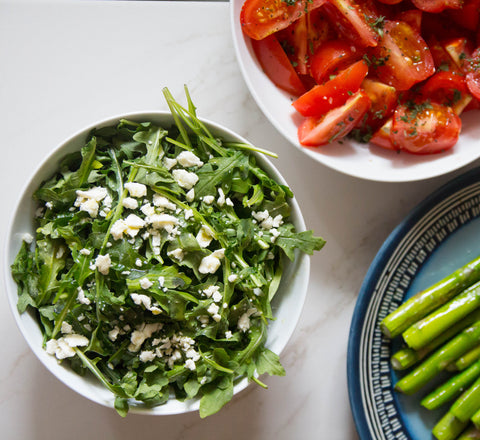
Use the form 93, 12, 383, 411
0, 1, 479, 439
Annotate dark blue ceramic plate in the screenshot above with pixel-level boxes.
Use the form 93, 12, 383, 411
348, 167, 480, 440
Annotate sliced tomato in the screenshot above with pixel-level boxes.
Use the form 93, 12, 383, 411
370, 118, 398, 150
395, 9, 422, 33
420, 71, 472, 114
391, 101, 462, 154
277, 15, 309, 75
292, 60, 368, 117
321, 0, 379, 48
368, 20, 435, 91
427, 36, 461, 73
309, 40, 361, 84
451, 0, 480, 32
356, 78, 397, 132
240, 0, 326, 41
444, 38, 474, 71
306, 8, 334, 54
298, 90, 371, 146
466, 48, 480, 101
251, 34, 306, 96
411, 0, 462, 13
376, 0, 403, 4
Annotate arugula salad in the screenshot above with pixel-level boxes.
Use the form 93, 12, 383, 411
11, 87, 325, 417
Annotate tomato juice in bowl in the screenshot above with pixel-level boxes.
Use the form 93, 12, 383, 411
230, 0, 480, 182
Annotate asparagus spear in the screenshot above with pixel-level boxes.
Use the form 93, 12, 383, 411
451, 376, 480, 422
457, 426, 480, 439
422, 359, 480, 410
402, 281, 480, 350
395, 321, 480, 394
454, 346, 480, 372
472, 407, 480, 428
381, 255, 480, 339
432, 411, 469, 440
392, 309, 480, 370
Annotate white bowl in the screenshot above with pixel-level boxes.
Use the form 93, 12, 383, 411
4, 111, 310, 415
230, 0, 480, 182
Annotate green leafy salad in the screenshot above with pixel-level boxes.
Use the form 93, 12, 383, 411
11, 87, 325, 417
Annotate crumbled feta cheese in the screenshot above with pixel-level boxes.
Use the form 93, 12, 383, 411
110, 219, 128, 240
228, 274, 238, 283
252, 210, 269, 222
135, 258, 143, 267
184, 359, 196, 371
139, 277, 153, 290
184, 209, 193, 220
207, 303, 220, 316
124, 214, 145, 237
225, 330, 233, 340
148, 213, 178, 232
152, 194, 176, 211
61, 321, 73, 334
122, 197, 139, 210
124, 182, 147, 198
185, 188, 195, 202
226, 198, 234, 207
217, 188, 226, 207
45, 201, 53, 209
177, 151, 204, 168
74, 187, 108, 218
272, 214, 283, 228
45, 333, 89, 360
139, 350, 156, 362
196, 225, 214, 248
163, 157, 177, 170
260, 216, 274, 230
172, 169, 198, 190
22, 233, 34, 244
213, 290, 223, 303
253, 287, 262, 296
270, 228, 280, 242
128, 323, 162, 352
203, 285, 220, 298
199, 254, 221, 274
167, 248, 184, 261
79, 248, 91, 256
237, 308, 257, 332
203, 195, 214, 205
130, 293, 152, 309
140, 203, 155, 217
108, 326, 120, 342
95, 254, 112, 275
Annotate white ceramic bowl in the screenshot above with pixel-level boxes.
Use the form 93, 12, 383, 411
230, 0, 480, 182
4, 111, 310, 415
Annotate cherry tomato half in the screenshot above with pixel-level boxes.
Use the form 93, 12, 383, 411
411, 0, 462, 13
240, 0, 326, 40
309, 40, 361, 84
251, 34, 306, 96
298, 90, 371, 146
292, 60, 368, 117
466, 49, 480, 101
391, 101, 462, 154
368, 19, 435, 91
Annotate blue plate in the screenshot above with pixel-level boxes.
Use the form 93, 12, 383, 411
348, 167, 480, 440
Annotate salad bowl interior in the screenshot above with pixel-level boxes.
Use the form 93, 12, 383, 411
4, 111, 310, 415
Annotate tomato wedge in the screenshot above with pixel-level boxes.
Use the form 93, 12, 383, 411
466, 49, 480, 101
240, 0, 326, 40
292, 60, 368, 117
321, 0, 379, 48
370, 118, 398, 150
421, 71, 472, 114
411, 0, 462, 13
395, 9, 422, 33
451, 0, 480, 32
250, 34, 306, 96
368, 20, 435, 91
391, 101, 462, 154
277, 15, 309, 75
298, 90, 371, 146
309, 40, 361, 84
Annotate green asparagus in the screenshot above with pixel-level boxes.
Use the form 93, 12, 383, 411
395, 321, 480, 394
422, 359, 480, 410
381, 255, 480, 338
432, 411, 469, 440
451, 376, 480, 422
402, 281, 480, 350
457, 426, 480, 439
454, 346, 480, 372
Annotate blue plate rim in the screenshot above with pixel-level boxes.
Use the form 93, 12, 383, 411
347, 166, 480, 440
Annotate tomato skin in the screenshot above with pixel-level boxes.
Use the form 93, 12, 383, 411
395, 9, 422, 33
464, 48, 480, 101
309, 40, 361, 84
391, 101, 462, 154
420, 71, 472, 114
368, 20, 435, 91
370, 118, 398, 150
451, 0, 480, 32
251, 34, 306, 96
298, 90, 371, 146
277, 15, 309, 75
292, 60, 368, 117
241, 0, 326, 40
322, 0, 379, 48
411, 0, 462, 13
